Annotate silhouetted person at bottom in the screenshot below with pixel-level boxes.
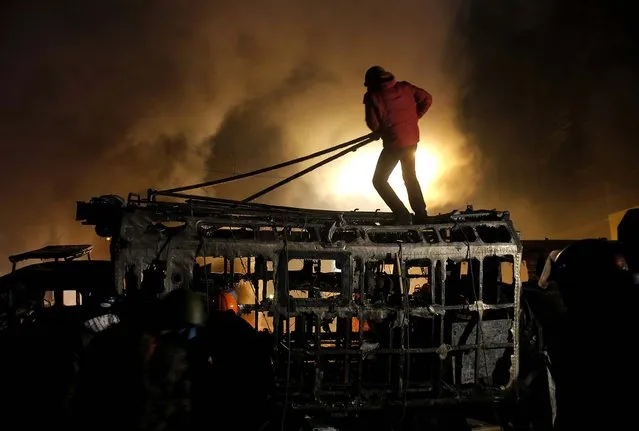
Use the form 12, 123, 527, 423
363, 66, 433, 225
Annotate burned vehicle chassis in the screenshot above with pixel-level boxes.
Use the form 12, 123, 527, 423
77, 195, 523, 416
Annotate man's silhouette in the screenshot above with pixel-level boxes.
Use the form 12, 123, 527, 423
363, 66, 432, 225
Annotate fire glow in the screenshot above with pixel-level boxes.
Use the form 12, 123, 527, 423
323, 141, 447, 210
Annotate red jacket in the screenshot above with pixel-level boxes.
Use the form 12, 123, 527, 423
363, 79, 433, 149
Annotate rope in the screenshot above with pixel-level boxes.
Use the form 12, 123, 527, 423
243, 136, 377, 203
155, 133, 376, 195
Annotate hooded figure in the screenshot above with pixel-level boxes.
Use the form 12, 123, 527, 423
363, 66, 433, 225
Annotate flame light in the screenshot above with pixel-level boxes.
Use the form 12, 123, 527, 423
320, 141, 447, 210
334, 144, 442, 196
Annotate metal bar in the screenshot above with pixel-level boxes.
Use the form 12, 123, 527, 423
249, 256, 257, 331
438, 260, 447, 394
289, 342, 512, 356
475, 258, 484, 384
284, 394, 508, 411
357, 304, 364, 401
395, 250, 408, 396
155, 133, 375, 194
242, 137, 376, 203
285, 303, 515, 317
273, 256, 282, 373
511, 251, 523, 391
344, 256, 353, 385
152, 190, 395, 221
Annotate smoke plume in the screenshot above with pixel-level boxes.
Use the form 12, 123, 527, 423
0, 0, 477, 273
446, 0, 639, 239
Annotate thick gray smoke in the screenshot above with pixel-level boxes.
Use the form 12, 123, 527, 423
203, 63, 339, 203
447, 0, 639, 239
0, 0, 473, 273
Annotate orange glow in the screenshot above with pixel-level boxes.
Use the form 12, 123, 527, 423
310, 136, 470, 212
218, 291, 239, 314
333, 143, 443, 200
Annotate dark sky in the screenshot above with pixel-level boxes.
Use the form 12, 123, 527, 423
1, 0, 638, 272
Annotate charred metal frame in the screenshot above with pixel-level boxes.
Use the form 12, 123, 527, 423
76, 194, 523, 412
3, 245, 95, 309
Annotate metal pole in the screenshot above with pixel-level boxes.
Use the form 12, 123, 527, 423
242, 137, 376, 203
156, 133, 375, 194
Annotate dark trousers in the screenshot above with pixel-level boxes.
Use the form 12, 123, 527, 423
372, 145, 427, 217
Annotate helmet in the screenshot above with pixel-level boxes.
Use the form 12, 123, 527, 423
364, 65, 394, 87
160, 287, 207, 328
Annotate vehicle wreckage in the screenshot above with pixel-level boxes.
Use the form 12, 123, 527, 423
75, 190, 525, 418
3, 134, 559, 429
77, 133, 532, 426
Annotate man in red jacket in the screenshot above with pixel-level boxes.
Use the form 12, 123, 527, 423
363, 66, 433, 225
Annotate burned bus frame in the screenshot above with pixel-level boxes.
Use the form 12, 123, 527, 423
77, 194, 523, 414
2, 245, 96, 308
